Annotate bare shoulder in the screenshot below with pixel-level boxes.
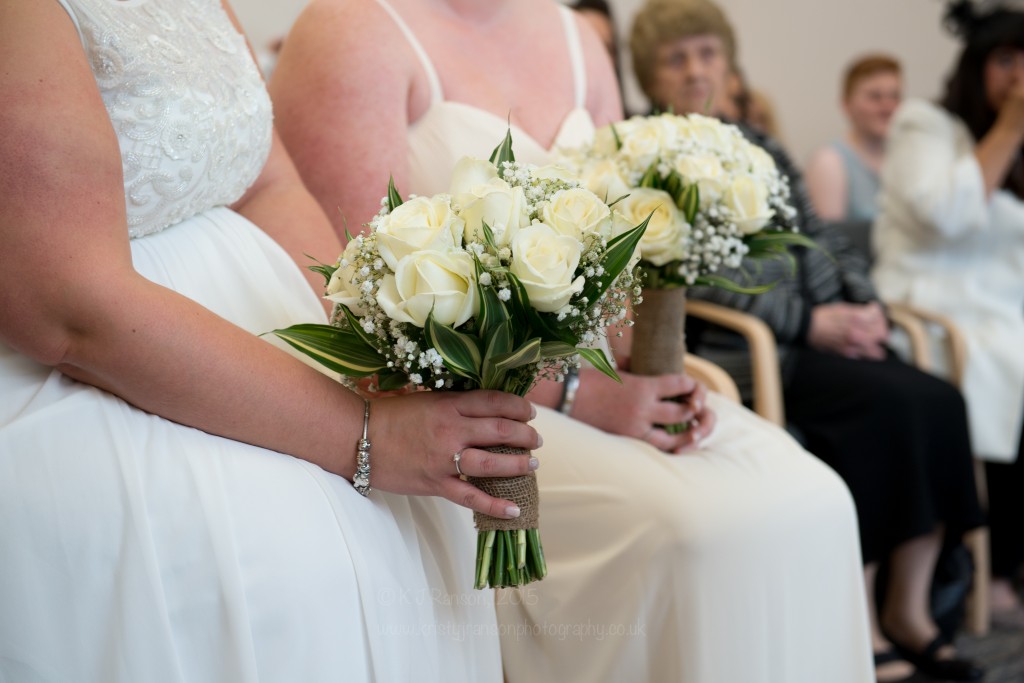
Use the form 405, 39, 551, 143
805, 145, 845, 179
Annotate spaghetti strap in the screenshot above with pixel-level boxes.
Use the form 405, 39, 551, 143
373, 0, 444, 104
557, 5, 587, 110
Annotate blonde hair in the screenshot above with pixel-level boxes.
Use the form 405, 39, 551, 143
630, 0, 737, 98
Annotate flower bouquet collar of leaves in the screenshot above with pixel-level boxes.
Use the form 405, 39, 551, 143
274, 132, 648, 589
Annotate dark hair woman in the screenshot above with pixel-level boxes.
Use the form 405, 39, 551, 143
874, 0, 1024, 632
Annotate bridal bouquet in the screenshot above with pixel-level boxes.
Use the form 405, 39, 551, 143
274, 132, 647, 589
557, 112, 810, 377
560, 112, 809, 290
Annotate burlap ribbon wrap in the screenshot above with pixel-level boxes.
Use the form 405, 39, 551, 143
630, 286, 687, 377
468, 445, 539, 532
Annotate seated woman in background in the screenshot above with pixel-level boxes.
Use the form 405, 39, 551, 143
630, 0, 984, 680
0, 1, 542, 680
270, 0, 875, 681
873, 0, 1024, 630
806, 54, 904, 223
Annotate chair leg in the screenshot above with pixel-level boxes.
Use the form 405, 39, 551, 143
964, 526, 990, 636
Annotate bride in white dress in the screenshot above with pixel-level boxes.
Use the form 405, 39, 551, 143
0, 1, 543, 681
272, 0, 875, 681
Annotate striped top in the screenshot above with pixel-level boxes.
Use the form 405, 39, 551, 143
688, 123, 878, 348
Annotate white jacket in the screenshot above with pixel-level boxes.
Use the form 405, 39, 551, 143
873, 99, 1024, 462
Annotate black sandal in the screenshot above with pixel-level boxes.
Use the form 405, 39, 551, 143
873, 650, 917, 683
889, 634, 984, 681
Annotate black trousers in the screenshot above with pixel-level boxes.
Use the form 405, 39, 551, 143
784, 348, 984, 565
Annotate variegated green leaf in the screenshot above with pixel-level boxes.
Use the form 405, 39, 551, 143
489, 128, 516, 168
481, 221, 499, 253
271, 324, 387, 377
378, 370, 410, 392
639, 162, 660, 189
565, 216, 649, 327
679, 184, 700, 224
493, 337, 542, 372
610, 123, 623, 151
577, 347, 620, 383
506, 272, 576, 344
694, 273, 776, 294
481, 321, 514, 389
539, 341, 578, 358
339, 304, 380, 351
425, 314, 482, 383
387, 176, 404, 212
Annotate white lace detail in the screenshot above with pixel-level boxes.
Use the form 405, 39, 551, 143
57, 0, 272, 238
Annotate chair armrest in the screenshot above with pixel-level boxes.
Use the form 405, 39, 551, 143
686, 299, 784, 426
684, 353, 741, 404
885, 302, 967, 387
885, 305, 933, 370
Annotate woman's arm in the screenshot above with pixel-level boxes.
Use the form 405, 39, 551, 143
0, 0, 537, 518
974, 79, 1024, 197
270, 0, 420, 238
804, 146, 848, 222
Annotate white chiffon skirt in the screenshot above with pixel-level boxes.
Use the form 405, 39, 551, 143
499, 400, 874, 683
0, 209, 502, 683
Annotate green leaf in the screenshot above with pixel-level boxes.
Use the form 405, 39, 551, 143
607, 192, 630, 209
377, 370, 411, 391
270, 323, 387, 377
493, 337, 543, 373
475, 262, 511, 339
694, 273, 777, 294
339, 304, 380, 351
489, 127, 516, 168
386, 176, 404, 212
638, 162, 661, 189
539, 341, 578, 358
577, 347, 620, 382
678, 184, 700, 224
610, 122, 623, 151
425, 314, 482, 383
481, 221, 499, 253
481, 321, 515, 389
506, 272, 576, 344
565, 216, 649, 327
303, 254, 339, 288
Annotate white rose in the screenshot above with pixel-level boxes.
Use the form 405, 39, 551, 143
449, 157, 499, 198
742, 144, 777, 179
618, 116, 677, 170
593, 118, 637, 156
723, 174, 774, 234
509, 223, 585, 312
375, 195, 464, 271
324, 240, 367, 315
614, 187, 687, 266
376, 250, 479, 328
673, 154, 728, 207
532, 163, 577, 184
540, 188, 612, 241
456, 178, 530, 247
677, 114, 734, 152
580, 159, 632, 204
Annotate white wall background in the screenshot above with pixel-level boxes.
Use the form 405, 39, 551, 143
231, 0, 961, 167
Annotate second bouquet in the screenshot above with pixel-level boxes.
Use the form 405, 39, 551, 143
273, 132, 647, 589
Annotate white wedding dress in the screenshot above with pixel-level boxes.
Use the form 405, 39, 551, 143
0, 2, 502, 681
377, 1, 875, 680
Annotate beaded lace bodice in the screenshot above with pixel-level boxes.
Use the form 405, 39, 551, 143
57, 0, 272, 238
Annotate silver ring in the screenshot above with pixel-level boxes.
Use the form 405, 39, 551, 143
453, 449, 464, 477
